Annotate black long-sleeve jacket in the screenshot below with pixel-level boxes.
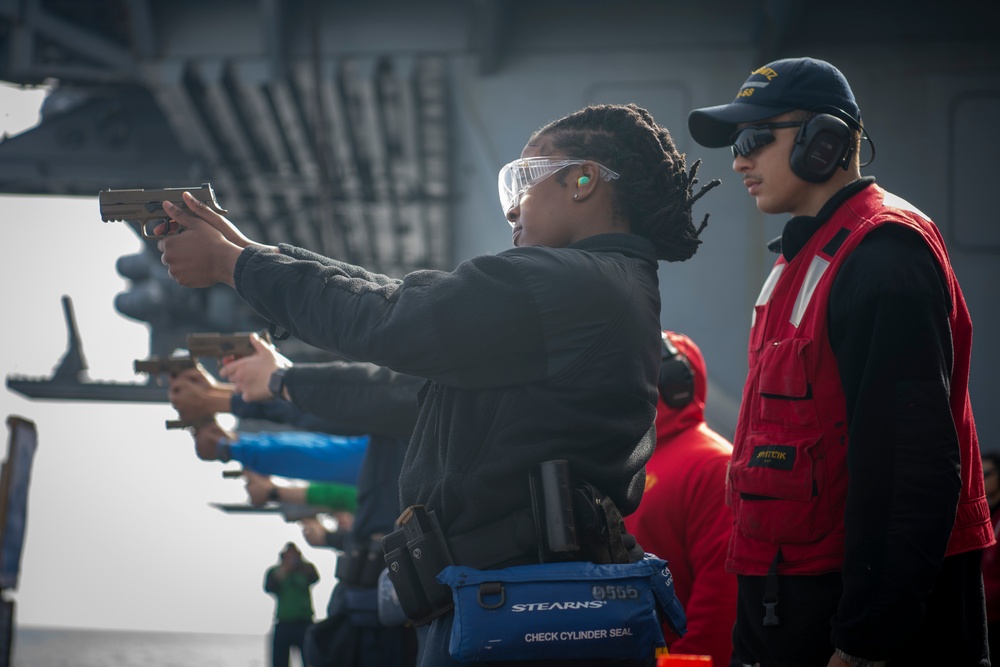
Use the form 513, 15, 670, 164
279, 361, 423, 547
283, 361, 424, 439
233, 233, 662, 538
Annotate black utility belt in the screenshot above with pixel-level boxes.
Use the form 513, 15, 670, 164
379, 459, 634, 626
335, 534, 385, 588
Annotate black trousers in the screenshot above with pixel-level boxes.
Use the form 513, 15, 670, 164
732, 551, 989, 667
272, 620, 311, 667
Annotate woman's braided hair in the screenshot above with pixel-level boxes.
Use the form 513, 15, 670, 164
532, 103, 720, 262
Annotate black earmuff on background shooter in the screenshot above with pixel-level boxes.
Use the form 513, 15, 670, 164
789, 113, 854, 183
659, 336, 695, 409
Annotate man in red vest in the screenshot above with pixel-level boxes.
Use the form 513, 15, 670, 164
688, 57, 994, 666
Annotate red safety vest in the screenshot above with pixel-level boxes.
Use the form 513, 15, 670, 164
727, 183, 994, 576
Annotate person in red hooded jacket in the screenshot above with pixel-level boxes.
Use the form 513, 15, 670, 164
624, 330, 736, 667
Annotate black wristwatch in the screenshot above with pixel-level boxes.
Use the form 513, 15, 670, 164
267, 368, 290, 401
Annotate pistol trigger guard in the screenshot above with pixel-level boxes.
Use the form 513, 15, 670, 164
140, 220, 184, 240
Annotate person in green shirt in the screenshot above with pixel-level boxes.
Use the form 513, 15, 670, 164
264, 542, 320, 667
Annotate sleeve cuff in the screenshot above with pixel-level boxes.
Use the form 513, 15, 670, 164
233, 245, 266, 299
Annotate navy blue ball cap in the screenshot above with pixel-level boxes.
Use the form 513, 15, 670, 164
688, 57, 862, 148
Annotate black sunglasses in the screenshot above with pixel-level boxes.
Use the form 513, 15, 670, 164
730, 121, 804, 158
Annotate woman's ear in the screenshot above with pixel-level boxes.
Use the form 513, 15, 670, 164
573, 164, 598, 201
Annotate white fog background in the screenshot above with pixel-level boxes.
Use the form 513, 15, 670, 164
0, 82, 334, 635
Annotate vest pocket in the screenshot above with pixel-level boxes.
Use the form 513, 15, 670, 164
755, 338, 819, 428
730, 432, 830, 544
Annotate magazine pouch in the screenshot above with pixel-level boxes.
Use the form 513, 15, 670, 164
380, 505, 455, 626
436, 554, 686, 662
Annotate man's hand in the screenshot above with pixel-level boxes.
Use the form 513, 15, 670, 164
300, 517, 329, 547
157, 191, 272, 288
244, 470, 278, 507
218, 333, 292, 402
193, 419, 234, 461
168, 366, 234, 422
332, 511, 354, 532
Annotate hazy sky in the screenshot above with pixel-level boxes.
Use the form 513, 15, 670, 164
0, 83, 337, 635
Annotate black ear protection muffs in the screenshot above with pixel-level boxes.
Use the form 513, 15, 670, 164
659, 334, 695, 410
789, 113, 854, 183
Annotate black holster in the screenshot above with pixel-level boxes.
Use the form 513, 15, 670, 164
526, 459, 633, 565
528, 459, 581, 563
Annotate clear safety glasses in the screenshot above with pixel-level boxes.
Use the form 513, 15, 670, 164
497, 156, 620, 222
729, 121, 803, 158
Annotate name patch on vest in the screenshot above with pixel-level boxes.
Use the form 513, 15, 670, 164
748, 445, 796, 470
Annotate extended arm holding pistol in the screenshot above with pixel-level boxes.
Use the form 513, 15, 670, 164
99, 183, 227, 239
133, 355, 203, 429
134, 332, 268, 429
